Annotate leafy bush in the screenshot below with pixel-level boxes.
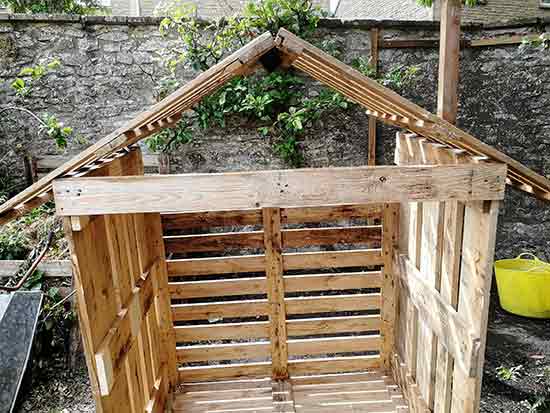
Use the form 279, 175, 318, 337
0, 0, 105, 14
149, 0, 421, 166
0, 227, 30, 260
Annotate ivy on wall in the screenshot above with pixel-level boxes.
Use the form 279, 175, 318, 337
148, 0, 420, 166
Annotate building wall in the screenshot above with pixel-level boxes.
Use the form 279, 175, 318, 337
461, 0, 550, 24
111, 0, 330, 17
1, 16, 550, 260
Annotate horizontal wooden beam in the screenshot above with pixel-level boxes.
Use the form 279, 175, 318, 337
178, 362, 271, 383
161, 204, 383, 231
53, 165, 507, 216
395, 253, 481, 377
0, 259, 72, 278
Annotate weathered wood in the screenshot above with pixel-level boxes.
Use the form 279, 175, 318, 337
380, 203, 399, 370
437, 0, 461, 124
53, 164, 507, 216
396, 254, 481, 378
167, 250, 383, 277
288, 355, 381, 376
0, 259, 72, 278
161, 204, 383, 231
286, 315, 382, 337
176, 341, 270, 363
287, 335, 381, 357
178, 362, 272, 383
163, 225, 381, 254
284, 271, 383, 292
174, 322, 269, 343
368, 27, 379, 166
450, 200, 500, 413
172, 299, 269, 322
263, 207, 289, 379
285, 294, 381, 315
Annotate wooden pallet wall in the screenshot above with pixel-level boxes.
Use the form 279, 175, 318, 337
64, 147, 176, 413
393, 133, 501, 413
161, 203, 399, 383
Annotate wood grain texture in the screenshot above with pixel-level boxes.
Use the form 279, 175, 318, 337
263, 207, 289, 379
53, 164, 507, 216
396, 254, 481, 378
161, 204, 384, 231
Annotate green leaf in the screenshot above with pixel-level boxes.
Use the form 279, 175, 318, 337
18, 67, 35, 76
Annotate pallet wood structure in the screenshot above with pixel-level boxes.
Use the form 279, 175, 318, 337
1, 28, 550, 413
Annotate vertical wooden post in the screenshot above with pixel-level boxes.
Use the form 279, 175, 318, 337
451, 200, 500, 413
158, 153, 170, 175
381, 203, 399, 370
368, 28, 380, 166
262, 207, 289, 379
437, 0, 461, 123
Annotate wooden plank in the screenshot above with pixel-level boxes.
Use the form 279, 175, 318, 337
282, 204, 383, 224
35, 154, 162, 172
53, 164, 507, 216
288, 356, 381, 376
284, 249, 384, 270
62, 219, 107, 413
263, 207, 289, 379
164, 231, 264, 253
176, 341, 270, 363
161, 205, 384, 231
178, 362, 271, 383
285, 294, 381, 315
368, 28, 379, 167
169, 277, 266, 299
94, 260, 156, 395
0, 260, 72, 278
284, 272, 383, 292
162, 209, 262, 230
172, 299, 269, 322
396, 254, 481, 378
287, 315, 382, 337
437, 0, 461, 124
282, 226, 382, 248
392, 354, 431, 413
287, 335, 381, 357
0, 33, 275, 226
143, 214, 178, 387
145, 365, 169, 413
167, 250, 382, 278
167, 255, 266, 277
380, 203, 399, 370
174, 321, 269, 342
450, 200, 500, 413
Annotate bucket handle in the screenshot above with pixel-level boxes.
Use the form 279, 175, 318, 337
516, 252, 541, 261
515, 252, 550, 272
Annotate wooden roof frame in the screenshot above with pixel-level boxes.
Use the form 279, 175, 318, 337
1, 28, 549, 225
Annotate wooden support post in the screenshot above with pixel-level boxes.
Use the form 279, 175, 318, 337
381, 203, 399, 370
368, 28, 380, 166
437, 0, 461, 123
450, 200, 500, 413
262, 207, 289, 379
158, 153, 170, 175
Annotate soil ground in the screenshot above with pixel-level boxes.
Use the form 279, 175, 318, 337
13, 287, 550, 413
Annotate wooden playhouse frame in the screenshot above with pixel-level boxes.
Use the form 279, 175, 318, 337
2, 26, 550, 413
52, 142, 507, 413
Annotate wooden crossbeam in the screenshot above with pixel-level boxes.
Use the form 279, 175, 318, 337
53, 165, 507, 216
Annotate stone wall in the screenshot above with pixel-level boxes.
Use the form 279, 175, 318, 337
1, 15, 550, 260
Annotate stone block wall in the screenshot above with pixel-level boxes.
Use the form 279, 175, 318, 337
1, 15, 550, 260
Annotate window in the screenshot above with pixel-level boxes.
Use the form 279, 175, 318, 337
541, 0, 550, 9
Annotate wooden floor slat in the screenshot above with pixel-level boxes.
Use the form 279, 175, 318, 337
172, 369, 408, 412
